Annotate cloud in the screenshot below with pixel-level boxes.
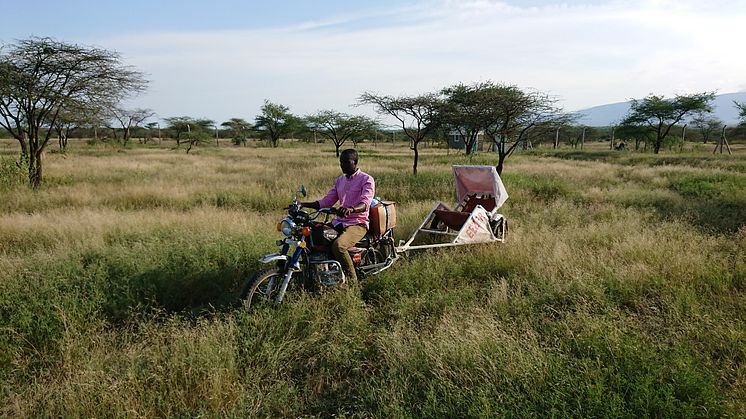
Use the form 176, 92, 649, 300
107, 0, 746, 123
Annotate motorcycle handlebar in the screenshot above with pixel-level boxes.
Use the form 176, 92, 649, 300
290, 206, 336, 222
299, 207, 335, 222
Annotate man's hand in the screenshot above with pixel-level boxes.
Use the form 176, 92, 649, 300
337, 203, 366, 217
337, 206, 354, 217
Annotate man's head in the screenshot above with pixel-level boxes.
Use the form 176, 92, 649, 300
339, 149, 358, 176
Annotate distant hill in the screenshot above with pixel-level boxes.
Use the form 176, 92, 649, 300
576, 92, 746, 127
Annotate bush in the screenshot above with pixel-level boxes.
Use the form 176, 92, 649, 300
0, 156, 27, 189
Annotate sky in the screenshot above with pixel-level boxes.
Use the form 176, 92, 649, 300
2, 0, 745, 126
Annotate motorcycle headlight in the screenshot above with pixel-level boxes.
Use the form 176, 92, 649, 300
280, 219, 296, 237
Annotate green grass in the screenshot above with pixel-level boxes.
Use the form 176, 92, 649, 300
1, 139, 744, 416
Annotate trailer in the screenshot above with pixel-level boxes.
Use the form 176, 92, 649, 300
396, 165, 508, 252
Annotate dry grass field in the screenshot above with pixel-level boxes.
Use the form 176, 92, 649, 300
1, 138, 745, 417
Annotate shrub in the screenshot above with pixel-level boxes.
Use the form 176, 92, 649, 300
0, 156, 27, 189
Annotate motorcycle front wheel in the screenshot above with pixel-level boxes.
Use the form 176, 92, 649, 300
240, 266, 284, 309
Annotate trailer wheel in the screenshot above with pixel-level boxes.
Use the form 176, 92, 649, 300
492, 217, 508, 241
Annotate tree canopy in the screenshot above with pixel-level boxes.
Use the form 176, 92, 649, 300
108, 107, 155, 145
440, 81, 569, 173
164, 116, 213, 147
253, 100, 300, 147
691, 112, 724, 144
306, 110, 379, 157
440, 83, 492, 156
622, 92, 715, 154
221, 118, 252, 145
0, 37, 148, 186
359, 92, 441, 175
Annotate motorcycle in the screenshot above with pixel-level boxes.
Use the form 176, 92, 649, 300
239, 185, 397, 308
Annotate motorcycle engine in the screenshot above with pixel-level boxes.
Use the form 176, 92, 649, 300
311, 223, 339, 247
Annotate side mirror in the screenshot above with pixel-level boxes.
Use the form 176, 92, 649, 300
300, 184, 307, 197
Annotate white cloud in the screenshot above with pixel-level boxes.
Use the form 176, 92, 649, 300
107, 0, 746, 123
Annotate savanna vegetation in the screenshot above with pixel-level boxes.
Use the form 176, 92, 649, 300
1, 137, 744, 417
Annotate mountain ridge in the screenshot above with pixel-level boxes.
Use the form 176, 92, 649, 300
575, 92, 746, 127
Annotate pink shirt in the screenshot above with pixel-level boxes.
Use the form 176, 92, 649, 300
317, 169, 375, 228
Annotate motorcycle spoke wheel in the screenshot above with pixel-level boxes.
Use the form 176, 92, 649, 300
240, 266, 284, 309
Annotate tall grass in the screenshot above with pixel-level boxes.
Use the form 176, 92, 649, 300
1, 139, 744, 416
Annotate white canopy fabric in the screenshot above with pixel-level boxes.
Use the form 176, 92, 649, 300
452, 165, 509, 211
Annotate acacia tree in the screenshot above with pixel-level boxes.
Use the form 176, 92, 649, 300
50, 106, 85, 152
108, 107, 154, 146
622, 92, 715, 154
0, 37, 147, 186
253, 100, 298, 147
444, 81, 574, 173
164, 116, 208, 146
350, 117, 381, 147
221, 118, 252, 146
691, 112, 724, 144
359, 92, 441, 175
144, 122, 160, 144
441, 83, 493, 155
77, 107, 109, 142
183, 118, 213, 153
306, 110, 379, 156
164, 116, 193, 147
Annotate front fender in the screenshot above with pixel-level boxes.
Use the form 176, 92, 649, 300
258, 253, 289, 264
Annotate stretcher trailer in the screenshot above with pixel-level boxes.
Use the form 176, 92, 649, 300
396, 165, 508, 252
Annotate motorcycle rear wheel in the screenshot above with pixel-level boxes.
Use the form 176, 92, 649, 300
240, 266, 284, 309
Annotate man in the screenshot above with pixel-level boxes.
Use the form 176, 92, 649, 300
301, 149, 375, 283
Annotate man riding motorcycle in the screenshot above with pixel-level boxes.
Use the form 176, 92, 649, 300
300, 148, 374, 283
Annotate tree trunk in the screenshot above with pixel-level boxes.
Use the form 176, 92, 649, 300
123, 127, 130, 146
654, 137, 662, 154
335, 143, 341, 157
412, 143, 419, 175
58, 135, 67, 152
496, 152, 506, 175
28, 150, 42, 188
554, 127, 560, 149
16, 133, 29, 158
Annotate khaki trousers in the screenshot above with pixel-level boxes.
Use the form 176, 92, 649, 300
331, 224, 367, 282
